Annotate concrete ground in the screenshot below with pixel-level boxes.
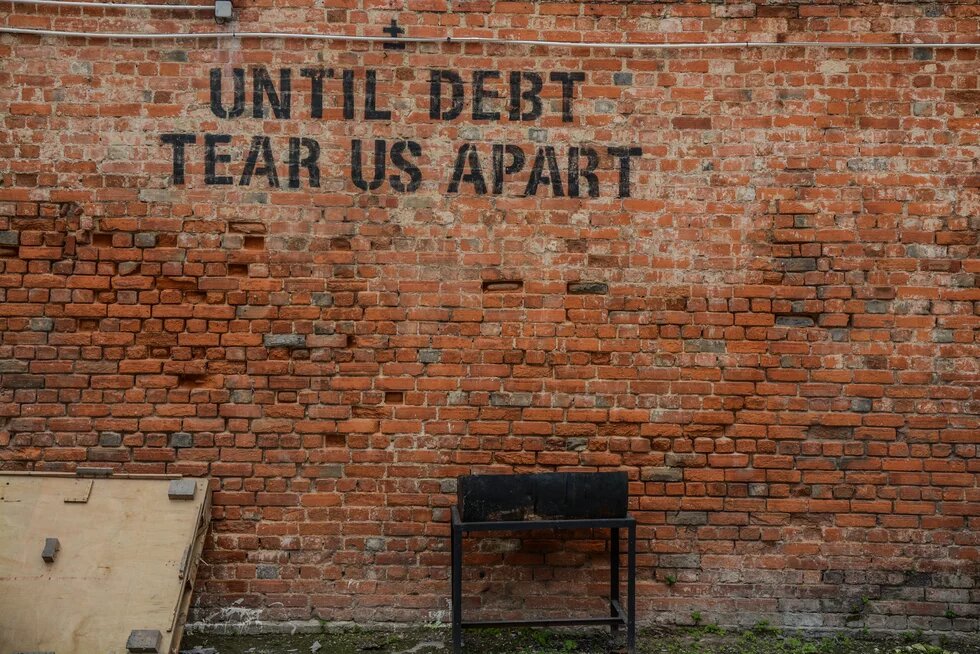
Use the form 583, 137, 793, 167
180, 625, 980, 654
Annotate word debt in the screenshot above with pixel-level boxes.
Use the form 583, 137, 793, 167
159, 135, 644, 198
208, 67, 588, 122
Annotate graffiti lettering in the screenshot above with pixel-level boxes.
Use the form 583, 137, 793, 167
164, 67, 642, 197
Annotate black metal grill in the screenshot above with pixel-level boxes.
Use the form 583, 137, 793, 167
450, 472, 636, 654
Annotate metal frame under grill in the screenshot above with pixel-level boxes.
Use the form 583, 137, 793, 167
450, 505, 636, 654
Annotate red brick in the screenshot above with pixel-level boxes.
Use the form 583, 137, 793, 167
0, 2, 977, 632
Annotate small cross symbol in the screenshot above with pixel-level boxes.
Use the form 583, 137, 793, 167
382, 18, 405, 50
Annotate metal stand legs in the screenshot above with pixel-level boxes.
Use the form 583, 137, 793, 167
451, 518, 463, 654
607, 523, 636, 653
627, 521, 636, 653
450, 509, 636, 654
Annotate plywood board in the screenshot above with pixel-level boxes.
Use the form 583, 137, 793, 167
0, 473, 211, 654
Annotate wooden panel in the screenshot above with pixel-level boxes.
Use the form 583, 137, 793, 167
0, 474, 211, 654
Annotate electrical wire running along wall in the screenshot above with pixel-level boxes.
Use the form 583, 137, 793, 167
1, 0, 978, 634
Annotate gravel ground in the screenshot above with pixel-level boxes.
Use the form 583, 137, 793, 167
180, 625, 980, 654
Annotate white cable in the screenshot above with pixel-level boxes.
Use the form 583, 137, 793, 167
0, 26, 977, 49
3, 0, 211, 10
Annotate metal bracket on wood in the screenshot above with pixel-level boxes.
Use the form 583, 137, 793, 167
178, 545, 191, 580
41, 537, 60, 563
126, 629, 162, 653
168, 479, 196, 501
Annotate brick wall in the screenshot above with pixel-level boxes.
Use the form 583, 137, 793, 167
1, 0, 978, 633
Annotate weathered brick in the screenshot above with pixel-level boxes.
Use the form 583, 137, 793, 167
642, 467, 683, 482
807, 426, 855, 439
667, 511, 708, 526
0, 5, 975, 635
613, 72, 632, 86
665, 453, 706, 468
781, 257, 817, 272
567, 281, 608, 295
866, 300, 890, 314
307, 464, 343, 478
418, 349, 441, 363
851, 398, 873, 413
776, 315, 815, 327
134, 233, 157, 248
169, 431, 193, 448
489, 392, 533, 407
28, 317, 54, 332
99, 431, 123, 447
686, 339, 726, 353
162, 50, 188, 62
660, 554, 701, 569
263, 333, 307, 349
0, 360, 28, 373
2, 375, 44, 389
118, 261, 140, 276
